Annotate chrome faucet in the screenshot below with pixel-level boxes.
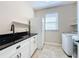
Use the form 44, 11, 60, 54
10, 24, 15, 34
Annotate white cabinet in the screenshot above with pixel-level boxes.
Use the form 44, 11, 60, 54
0, 35, 38, 58
0, 42, 20, 58
10, 38, 31, 58
31, 35, 37, 56
18, 38, 31, 58
0, 39, 30, 58
9, 51, 18, 58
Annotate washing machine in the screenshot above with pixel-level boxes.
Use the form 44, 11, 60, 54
62, 33, 76, 56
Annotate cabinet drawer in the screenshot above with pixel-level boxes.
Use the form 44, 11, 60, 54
0, 44, 19, 58
0, 41, 21, 57
9, 52, 18, 58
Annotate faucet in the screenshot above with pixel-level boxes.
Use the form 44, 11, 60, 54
10, 24, 15, 34
28, 20, 31, 36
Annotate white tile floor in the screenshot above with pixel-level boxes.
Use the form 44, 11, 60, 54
32, 44, 69, 58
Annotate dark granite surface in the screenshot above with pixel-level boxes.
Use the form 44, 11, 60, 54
0, 32, 37, 50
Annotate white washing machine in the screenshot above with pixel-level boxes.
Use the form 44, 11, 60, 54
62, 33, 77, 56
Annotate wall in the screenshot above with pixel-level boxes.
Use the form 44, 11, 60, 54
34, 3, 77, 45
0, 1, 34, 34
78, 2, 79, 34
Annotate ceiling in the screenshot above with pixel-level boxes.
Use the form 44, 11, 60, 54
30, 1, 76, 10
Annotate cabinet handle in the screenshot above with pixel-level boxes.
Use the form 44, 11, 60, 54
16, 45, 21, 49
17, 55, 19, 58
17, 53, 21, 58
20, 53, 21, 58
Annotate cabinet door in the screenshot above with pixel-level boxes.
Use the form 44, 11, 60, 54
31, 35, 37, 56
0, 43, 19, 58
31, 38, 35, 56
34, 35, 38, 49
0, 50, 17, 58
9, 51, 19, 58
18, 38, 30, 58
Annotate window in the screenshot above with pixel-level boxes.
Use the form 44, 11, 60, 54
44, 13, 58, 30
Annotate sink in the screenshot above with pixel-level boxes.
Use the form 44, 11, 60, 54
0, 32, 30, 46
0, 35, 22, 46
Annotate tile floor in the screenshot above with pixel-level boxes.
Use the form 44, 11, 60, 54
32, 44, 69, 58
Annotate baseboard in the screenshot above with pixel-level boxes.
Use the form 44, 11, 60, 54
45, 42, 62, 47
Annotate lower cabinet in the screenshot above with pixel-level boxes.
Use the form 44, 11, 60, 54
0, 35, 38, 58
9, 52, 18, 58
31, 35, 37, 56
10, 38, 31, 58
0, 42, 18, 58
17, 38, 31, 58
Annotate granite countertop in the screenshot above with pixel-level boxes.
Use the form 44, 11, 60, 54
0, 32, 37, 50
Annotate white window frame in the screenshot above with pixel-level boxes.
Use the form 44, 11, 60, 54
44, 13, 58, 31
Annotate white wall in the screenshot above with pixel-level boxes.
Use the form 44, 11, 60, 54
77, 1, 79, 35
34, 2, 77, 44
0, 1, 34, 34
